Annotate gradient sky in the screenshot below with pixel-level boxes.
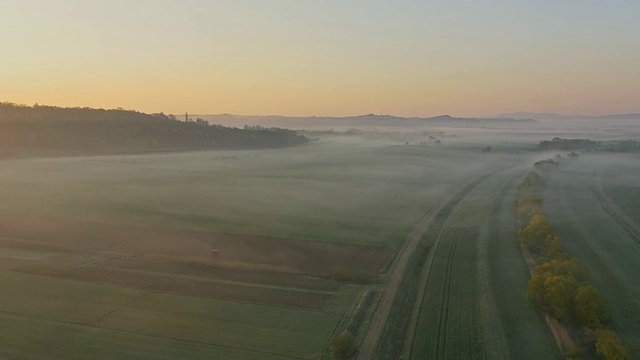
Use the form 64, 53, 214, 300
2, 0, 639, 117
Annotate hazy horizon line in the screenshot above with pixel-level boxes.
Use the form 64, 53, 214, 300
4, 100, 640, 120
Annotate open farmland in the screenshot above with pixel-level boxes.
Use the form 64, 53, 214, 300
393, 165, 558, 360
411, 226, 485, 359
542, 154, 640, 357
0, 137, 489, 247
0, 271, 337, 360
1, 128, 636, 359
6, 0, 640, 357
0, 132, 541, 359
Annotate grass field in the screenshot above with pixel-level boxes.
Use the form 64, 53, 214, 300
2, 130, 631, 359
404, 166, 559, 360
0, 251, 355, 360
543, 154, 640, 358
411, 227, 485, 359
479, 173, 559, 360
0, 134, 517, 359
0, 140, 463, 247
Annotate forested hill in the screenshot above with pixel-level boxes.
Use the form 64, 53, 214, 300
0, 103, 308, 158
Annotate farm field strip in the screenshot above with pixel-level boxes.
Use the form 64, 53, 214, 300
480, 173, 559, 359
591, 173, 640, 248
409, 227, 484, 359
14, 255, 338, 295
544, 163, 640, 355
0, 210, 394, 278
364, 167, 504, 360
606, 186, 640, 226
0, 310, 299, 360
0, 269, 341, 359
96, 292, 340, 358
0, 241, 358, 357
15, 263, 334, 309
97, 265, 338, 294
357, 199, 443, 360
550, 169, 640, 295
399, 168, 505, 359
598, 155, 640, 226
476, 175, 515, 359
406, 166, 559, 360
96, 257, 342, 292
0, 227, 360, 358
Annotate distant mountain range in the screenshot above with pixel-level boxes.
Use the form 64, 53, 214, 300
196, 114, 538, 129
498, 112, 640, 121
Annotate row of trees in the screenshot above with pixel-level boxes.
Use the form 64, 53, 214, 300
0, 102, 308, 158
607, 139, 640, 153
538, 137, 600, 151
537, 137, 640, 153
516, 153, 629, 360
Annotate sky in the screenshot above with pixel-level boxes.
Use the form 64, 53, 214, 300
1, 0, 639, 117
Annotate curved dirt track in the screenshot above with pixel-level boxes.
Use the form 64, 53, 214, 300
356, 170, 498, 360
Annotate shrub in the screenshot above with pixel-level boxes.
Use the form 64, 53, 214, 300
534, 257, 589, 282
520, 214, 555, 255
574, 285, 610, 328
595, 329, 629, 360
543, 274, 578, 321
331, 331, 357, 360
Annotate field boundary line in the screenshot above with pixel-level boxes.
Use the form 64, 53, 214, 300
97, 266, 338, 295
0, 309, 304, 359
94, 291, 154, 325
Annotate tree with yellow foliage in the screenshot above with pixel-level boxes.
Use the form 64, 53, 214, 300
595, 329, 629, 360
574, 285, 610, 328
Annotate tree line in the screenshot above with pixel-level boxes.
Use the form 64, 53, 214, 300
538, 137, 600, 151
538, 137, 640, 153
0, 102, 308, 158
516, 153, 629, 359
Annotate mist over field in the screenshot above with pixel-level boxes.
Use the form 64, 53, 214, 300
3, 1, 640, 358
0, 107, 638, 359
0, 127, 526, 245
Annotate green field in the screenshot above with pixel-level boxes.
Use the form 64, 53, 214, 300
404, 167, 559, 360
412, 227, 484, 359
1, 130, 638, 359
543, 154, 640, 357
479, 174, 559, 360
0, 140, 490, 247
0, 252, 354, 360
0, 135, 522, 359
